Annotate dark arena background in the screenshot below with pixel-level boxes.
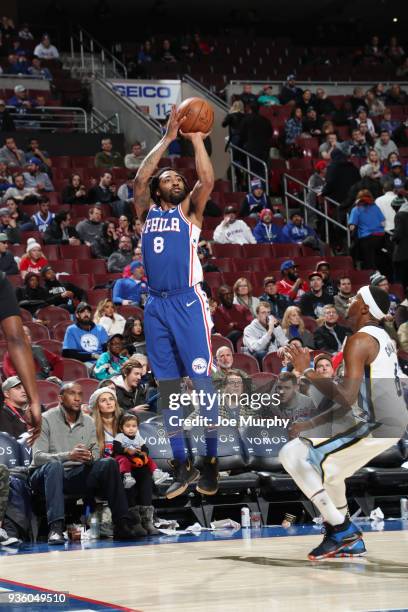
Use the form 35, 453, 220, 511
0, 0, 407, 610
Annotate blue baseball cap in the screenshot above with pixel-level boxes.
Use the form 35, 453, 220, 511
28, 157, 41, 165
130, 261, 143, 272
280, 259, 296, 272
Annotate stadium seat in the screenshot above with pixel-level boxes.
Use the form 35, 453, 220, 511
211, 258, 236, 273
61, 358, 89, 380
75, 378, 99, 403
36, 306, 71, 327
59, 245, 92, 259
42, 245, 60, 260
76, 260, 107, 275
36, 339, 63, 355
251, 372, 277, 392
116, 305, 144, 319
240, 425, 287, 472
211, 244, 243, 258
242, 244, 275, 258
272, 244, 302, 257
37, 380, 61, 405
303, 316, 318, 333
64, 274, 93, 292
0, 432, 27, 469
19, 308, 33, 322
52, 320, 72, 342
87, 289, 111, 305
51, 260, 75, 275
25, 322, 50, 341
262, 352, 283, 374
211, 335, 234, 354
232, 353, 260, 374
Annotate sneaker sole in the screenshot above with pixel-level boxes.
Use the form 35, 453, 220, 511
196, 484, 219, 495
308, 535, 363, 560
165, 470, 200, 500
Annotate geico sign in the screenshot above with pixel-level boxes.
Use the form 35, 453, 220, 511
246, 436, 287, 445
113, 85, 171, 98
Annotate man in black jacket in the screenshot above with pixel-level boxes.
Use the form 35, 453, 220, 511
41, 265, 86, 312
322, 149, 360, 208
300, 272, 333, 318
313, 304, 352, 353
238, 103, 272, 177
44, 211, 81, 246
0, 233, 18, 275
87, 171, 124, 217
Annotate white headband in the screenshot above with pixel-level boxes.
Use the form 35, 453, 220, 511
359, 285, 386, 320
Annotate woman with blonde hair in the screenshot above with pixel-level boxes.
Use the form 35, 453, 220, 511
94, 298, 126, 336
281, 305, 314, 348
19, 238, 48, 278
233, 277, 260, 316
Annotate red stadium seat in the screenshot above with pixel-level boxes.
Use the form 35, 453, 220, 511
64, 274, 93, 292
251, 371, 277, 391
61, 358, 89, 380
59, 245, 92, 259
232, 353, 260, 374
51, 260, 75, 274
19, 308, 33, 322
24, 322, 50, 341
262, 352, 283, 374
87, 289, 111, 305
93, 273, 121, 288
272, 244, 302, 257
36, 306, 71, 327
211, 244, 243, 258
42, 245, 59, 260
52, 320, 72, 342
116, 305, 144, 319
303, 316, 318, 333
211, 258, 237, 273
242, 244, 275, 258
37, 381, 61, 405
36, 339, 63, 355
75, 378, 99, 403
76, 260, 107, 275
211, 335, 234, 354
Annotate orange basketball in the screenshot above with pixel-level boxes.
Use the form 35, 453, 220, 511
177, 97, 214, 133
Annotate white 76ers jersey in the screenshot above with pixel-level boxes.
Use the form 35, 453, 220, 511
142, 204, 203, 292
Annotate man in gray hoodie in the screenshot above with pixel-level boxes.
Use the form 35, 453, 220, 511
243, 301, 288, 363
76, 206, 103, 246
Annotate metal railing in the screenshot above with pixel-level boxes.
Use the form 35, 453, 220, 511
183, 75, 229, 111
283, 173, 351, 248
6, 105, 88, 132
70, 27, 128, 79
229, 143, 269, 194
89, 107, 120, 133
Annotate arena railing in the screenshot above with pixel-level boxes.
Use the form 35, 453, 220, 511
229, 143, 269, 194
89, 107, 120, 133
70, 27, 128, 80
283, 173, 351, 248
5, 105, 88, 132
227, 80, 408, 99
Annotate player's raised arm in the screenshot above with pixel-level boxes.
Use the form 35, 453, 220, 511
133, 106, 184, 221
180, 131, 214, 223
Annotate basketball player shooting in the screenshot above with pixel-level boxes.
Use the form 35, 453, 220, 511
134, 105, 219, 499
282, 285, 408, 560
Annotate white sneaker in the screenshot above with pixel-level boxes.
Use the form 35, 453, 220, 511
153, 469, 170, 484
123, 473, 136, 489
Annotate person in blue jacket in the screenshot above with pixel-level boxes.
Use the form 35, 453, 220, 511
252, 209, 281, 244
112, 261, 148, 305
62, 302, 108, 367
240, 179, 272, 217
280, 212, 323, 253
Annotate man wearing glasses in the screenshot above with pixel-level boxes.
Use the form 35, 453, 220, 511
0, 233, 18, 275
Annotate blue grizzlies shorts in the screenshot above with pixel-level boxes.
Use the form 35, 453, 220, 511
144, 284, 213, 380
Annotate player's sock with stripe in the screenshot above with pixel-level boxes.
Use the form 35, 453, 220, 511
310, 489, 345, 526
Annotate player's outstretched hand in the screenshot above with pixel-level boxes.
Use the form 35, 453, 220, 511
179, 130, 211, 141
165, 105, 186, 141
285, 344, 311, 374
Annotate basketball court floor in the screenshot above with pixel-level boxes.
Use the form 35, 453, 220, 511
0, 520, 407, 611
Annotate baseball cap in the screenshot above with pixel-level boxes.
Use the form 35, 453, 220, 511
130, 261, 143, 272
306, 106, 315, 113
14, 85, 26, 93
314, 353, 332, 368
41, 265, 54, 276
264, 276, 276, 286
315, 160, 327, 172
2, 376, 22, 392
0, 207, 9, 216
308, 271, 323, 280
224, 206, 237, 215
76, 301, 92, 314
27, 157, 41, 166
0, 233, 8, 243
250, 178, 262, 190
286, 74, 296, 81
316, 260, 330, 270
280, 259, 296, 272
391, 161, 402, 168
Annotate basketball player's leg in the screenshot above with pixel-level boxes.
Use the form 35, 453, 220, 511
144, 297, 199, 498
168, 288, 220, 495
279, 438, 364, 559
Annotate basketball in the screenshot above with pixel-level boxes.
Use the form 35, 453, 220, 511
177, 97, 214, 133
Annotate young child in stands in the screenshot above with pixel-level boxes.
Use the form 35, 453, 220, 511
113, 413, 148, 489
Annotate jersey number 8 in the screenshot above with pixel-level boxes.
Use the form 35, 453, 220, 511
153, 237, 164, 253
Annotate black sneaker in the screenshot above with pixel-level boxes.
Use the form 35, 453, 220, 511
48, 520, 65, 545
113, 519, 143, 541
165, 459, 199, 499
196, 457, 219, 496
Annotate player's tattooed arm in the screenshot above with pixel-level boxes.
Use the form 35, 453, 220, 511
181, 132, 214, 224
134, 106, 185, 220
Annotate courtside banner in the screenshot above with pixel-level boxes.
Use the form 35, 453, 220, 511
110, 79, 182, 119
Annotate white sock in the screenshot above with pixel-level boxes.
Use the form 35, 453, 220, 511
311, 489, 346, 526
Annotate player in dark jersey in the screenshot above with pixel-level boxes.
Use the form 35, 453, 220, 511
134, 106, 219, 498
